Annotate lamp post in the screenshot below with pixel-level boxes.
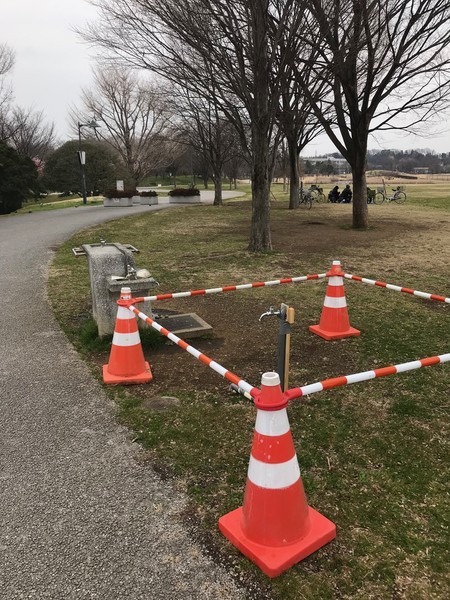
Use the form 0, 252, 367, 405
77, 119, 100, 205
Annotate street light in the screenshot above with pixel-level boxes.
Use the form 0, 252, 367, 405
77, 119, 101, 205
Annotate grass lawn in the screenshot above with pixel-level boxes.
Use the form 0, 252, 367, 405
48, 184, 449, 599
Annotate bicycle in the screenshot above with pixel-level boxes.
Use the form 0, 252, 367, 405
374, 182, 406, 204
309, 185, 326, 203
298, 188, 312, 209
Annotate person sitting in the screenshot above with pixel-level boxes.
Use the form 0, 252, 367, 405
339, 184, 352, 203
328, 185, 340, 203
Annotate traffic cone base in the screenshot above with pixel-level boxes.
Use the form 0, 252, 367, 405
219, 505, 336, 578
309, 323, 360, 341
102, 361, 152, 385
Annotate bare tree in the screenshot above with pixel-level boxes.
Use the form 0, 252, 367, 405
170, 86, 242, 205
6, 107, 55, 159
0, 43, 15, 139
0, 43, 14, 76
297, 0, 450, 228
81, 0, 304, 251
74, 66, 177, 186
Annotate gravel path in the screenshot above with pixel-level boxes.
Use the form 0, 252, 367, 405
0, 196, 245, 599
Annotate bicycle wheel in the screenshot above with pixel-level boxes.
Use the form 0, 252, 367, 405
374, 192, 385, 204
300, 197, 312, 209
309, 189, 319, 202
317, 192, 326, 203
394, 192, 406, 204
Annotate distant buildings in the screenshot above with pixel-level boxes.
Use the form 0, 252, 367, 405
301, 156, 350, 175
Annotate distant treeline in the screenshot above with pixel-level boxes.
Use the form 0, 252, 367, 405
366, 149, 450, 174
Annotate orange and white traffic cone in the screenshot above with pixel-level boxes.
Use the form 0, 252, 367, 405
103, 287, 153, 385
309, 260, 360, 340
219, 372, 335, 578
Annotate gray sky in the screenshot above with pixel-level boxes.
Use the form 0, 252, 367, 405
1, 0, 449, 154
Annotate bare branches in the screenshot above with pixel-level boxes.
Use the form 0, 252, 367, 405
0, 43, 14, 76
74, 66, 177, 185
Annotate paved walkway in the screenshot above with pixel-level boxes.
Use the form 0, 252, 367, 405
0, 194, 245, 599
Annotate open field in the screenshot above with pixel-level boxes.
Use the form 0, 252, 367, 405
48, 184, 449, 599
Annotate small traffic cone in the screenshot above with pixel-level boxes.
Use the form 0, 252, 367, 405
219, 372, 335, 578
309, 260, 360, 340
103, 287, 153, 385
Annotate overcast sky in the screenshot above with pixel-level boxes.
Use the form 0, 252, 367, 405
1, 0, 449, 155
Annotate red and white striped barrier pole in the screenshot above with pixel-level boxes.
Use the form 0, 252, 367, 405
344, 273, 450, 304
284, 353, 450, 402
127, 304, 260, 399
133, 273, 327, 303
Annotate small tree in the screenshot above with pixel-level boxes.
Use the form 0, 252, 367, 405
43, 140, 124, 194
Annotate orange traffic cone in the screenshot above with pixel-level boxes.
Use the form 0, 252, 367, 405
103, 287, 153, 385
219, 372, 335, 578
309, 260, 360, 340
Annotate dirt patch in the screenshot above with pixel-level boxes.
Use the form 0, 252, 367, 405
97, 203, 449, 403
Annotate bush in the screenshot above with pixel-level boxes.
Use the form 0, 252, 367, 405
103, 188, 136, 199
140, 190, 158, 197
0, 141, 38, 214
168, 187, 200, 197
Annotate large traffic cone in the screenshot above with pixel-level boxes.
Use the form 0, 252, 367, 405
309, 260, 360, 340
219, 372, 335, 578
103, 287, 153, 385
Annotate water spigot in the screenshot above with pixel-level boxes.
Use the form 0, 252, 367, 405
259, 306, 281, 322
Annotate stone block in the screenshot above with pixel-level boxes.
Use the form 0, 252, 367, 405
82, 242, 158, 338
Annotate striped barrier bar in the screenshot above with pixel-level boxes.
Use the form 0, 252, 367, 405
284, 353, 450, 402
344, 273, 450, 304
128, 304, 260, 399
134, 273, 327, 303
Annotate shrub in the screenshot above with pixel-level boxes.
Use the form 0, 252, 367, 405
168, 187, 200, 197
140, 190, 158, 197
103, 188, 136, 199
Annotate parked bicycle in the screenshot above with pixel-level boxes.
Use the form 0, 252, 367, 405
298, 187, 312, 209
374, 182, 406, 204
309, 185, 326, 203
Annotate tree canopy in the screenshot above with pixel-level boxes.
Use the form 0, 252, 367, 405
43, 140, 125, 194
0, 140, 38, 214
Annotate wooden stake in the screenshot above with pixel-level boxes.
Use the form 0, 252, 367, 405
283, 307, 295, 391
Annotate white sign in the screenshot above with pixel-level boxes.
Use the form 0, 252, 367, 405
77, 151, 86, 165
116, 180, 124, 191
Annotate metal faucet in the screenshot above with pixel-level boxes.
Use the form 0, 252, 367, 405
259, 306, 281, 322
126, 265, 137, 280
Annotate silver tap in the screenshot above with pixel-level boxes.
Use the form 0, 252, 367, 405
126, 265, 137, 280
259, 306, 281, 322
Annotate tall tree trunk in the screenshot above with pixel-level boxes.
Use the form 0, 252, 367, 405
213, 171, 223, 206
287, 139, 299, 209
248, 1, 271, 252
249, 126, 271, 251
351, 153, 368, 228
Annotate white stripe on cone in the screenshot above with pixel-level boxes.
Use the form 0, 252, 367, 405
324, 296, 347, 308
255, 409, 291, 437
117, 306, 136, 320
248, 455, 300, 489
111, 330, 142, 347
328, 276, 344, 287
